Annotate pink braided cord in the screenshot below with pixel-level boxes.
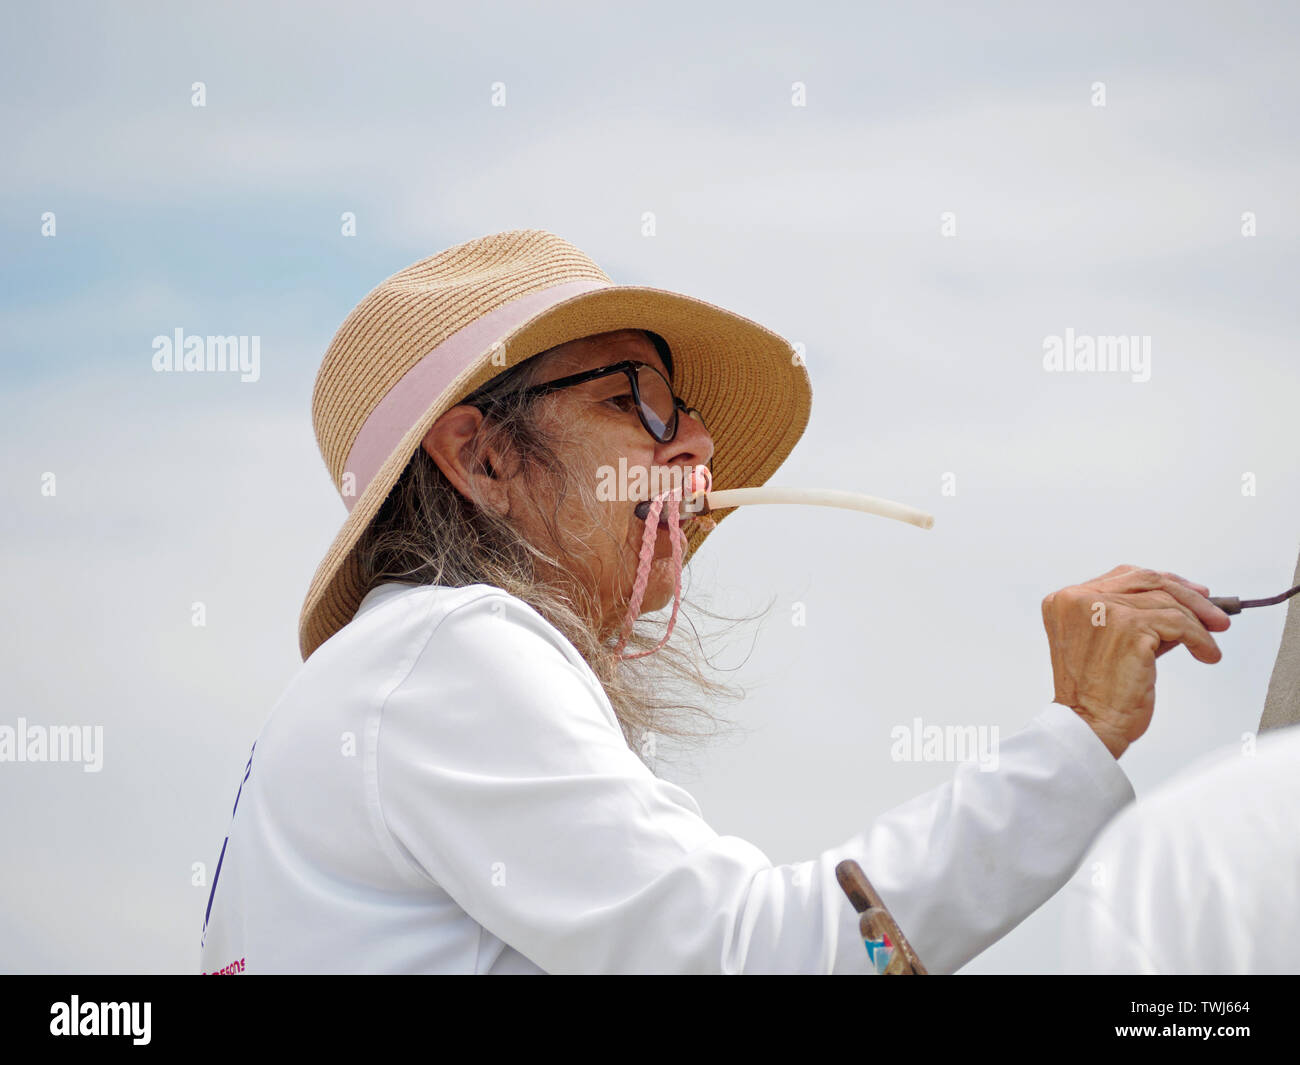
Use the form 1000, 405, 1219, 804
613, 465, 712, 660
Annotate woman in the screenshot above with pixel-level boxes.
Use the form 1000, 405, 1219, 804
199, 229, 1225, 974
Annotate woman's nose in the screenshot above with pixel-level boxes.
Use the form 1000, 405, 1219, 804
660, 413, 714, 474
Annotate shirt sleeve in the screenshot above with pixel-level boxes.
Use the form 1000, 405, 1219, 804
856, 701, 1135, 973
374, 590, 1136, 974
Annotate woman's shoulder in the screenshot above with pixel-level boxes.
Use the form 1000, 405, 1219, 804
319, 581, 616, 729
354, 580, 517, 622
332, 581, 585, 672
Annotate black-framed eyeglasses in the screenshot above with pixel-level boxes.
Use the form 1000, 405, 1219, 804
470, 360, 709, 445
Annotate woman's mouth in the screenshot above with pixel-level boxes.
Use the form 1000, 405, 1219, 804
630, 465, 714, 525
633, 498, 710, 523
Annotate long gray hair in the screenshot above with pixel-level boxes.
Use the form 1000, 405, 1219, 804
354, 332, 759, 761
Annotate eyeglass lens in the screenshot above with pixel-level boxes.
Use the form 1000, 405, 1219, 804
635, 365, 706, 441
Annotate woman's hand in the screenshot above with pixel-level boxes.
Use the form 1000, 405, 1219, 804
1041, 565, 1232, 760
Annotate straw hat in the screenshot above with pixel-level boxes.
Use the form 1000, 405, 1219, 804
298, 228, 812, 660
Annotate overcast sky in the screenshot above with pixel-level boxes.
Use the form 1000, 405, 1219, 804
3, 0, 1298, 974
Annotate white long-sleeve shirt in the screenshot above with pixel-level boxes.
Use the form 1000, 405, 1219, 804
1062, 723, 1300, 974
199, 581, 1135, 974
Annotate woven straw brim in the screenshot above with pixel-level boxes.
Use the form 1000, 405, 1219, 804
298, 284, 811, 660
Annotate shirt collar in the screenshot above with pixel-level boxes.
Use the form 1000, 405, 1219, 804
354, 582, 413, 620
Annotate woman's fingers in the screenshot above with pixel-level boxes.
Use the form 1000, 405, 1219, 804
1143, 606, 1223, 664
1161, 571, 1211, 598
1095, 565, 1230, 631
1153, 575, 1232, 631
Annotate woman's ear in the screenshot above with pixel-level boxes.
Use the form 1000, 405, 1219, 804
421, 406, 511, 516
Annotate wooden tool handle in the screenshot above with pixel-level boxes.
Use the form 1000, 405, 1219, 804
835, 859, 929, 975
835, 859, 876, 913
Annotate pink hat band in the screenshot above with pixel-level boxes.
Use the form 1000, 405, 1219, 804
341, 277, 611, 511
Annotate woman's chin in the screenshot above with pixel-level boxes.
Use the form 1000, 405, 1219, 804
639, 565, 678, 613
607, 554, 679, 635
